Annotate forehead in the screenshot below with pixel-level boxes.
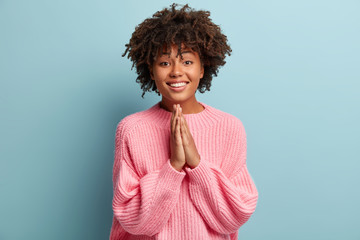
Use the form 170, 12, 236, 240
157, 43, 196, 56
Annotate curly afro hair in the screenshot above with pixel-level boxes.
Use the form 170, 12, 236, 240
122, 3, 232, 98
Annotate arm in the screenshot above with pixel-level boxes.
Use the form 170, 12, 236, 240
112, 121, 186, 236
184, 120, 258, 234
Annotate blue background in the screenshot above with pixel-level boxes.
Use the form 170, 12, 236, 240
1, 0, 359, 239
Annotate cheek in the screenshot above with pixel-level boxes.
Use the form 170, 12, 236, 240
153, 68, 167, 79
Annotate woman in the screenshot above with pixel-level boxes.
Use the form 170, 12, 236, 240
110, 3, 258, 239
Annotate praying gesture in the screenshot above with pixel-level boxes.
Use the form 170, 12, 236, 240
111, 3, 258, 238
170, 104, 201, 171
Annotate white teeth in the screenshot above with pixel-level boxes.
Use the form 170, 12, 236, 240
169, 82, 187, 87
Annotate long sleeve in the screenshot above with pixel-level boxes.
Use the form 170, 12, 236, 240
184, 119, 258, 234
109, 101, 259, 239
112, 121, 186, 236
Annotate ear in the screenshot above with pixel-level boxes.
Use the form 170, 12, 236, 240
200, 64, 204, 79
148, 64, 154, 80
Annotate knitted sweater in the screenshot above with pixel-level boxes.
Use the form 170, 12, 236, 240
109, 101, 258, 240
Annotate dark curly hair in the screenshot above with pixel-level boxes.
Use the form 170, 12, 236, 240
122, 3, 232, 98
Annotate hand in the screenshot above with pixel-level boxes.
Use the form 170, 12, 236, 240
169, 104, 186, 171
179, 107, 201, 169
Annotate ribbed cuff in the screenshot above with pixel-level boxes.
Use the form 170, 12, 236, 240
184, 158, 213, 185
158, 159, 186, 192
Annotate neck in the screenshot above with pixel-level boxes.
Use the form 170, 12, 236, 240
160, 98, 204, 114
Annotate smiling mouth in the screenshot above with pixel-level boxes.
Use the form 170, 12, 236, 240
166, 82, 189, 92
166, 82, 190, 87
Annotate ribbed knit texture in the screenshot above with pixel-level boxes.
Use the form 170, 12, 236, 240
109, 101, 258, 240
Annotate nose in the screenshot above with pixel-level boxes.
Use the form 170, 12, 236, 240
170, 62, 183, 78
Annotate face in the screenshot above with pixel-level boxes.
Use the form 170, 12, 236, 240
150, 44, 204, 105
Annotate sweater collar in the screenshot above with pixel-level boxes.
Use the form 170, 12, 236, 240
145, 101, 224, 131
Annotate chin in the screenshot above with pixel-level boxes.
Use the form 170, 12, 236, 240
164, 94, 191, 102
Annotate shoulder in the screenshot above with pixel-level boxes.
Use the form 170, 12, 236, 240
208, 104, 246, 134
115, 110, 149, 139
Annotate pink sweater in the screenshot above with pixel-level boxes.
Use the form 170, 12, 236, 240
109, 101, 258, 240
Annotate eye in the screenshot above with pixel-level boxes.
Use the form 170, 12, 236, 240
160, 62, 169, 66
184, 61, 193, 65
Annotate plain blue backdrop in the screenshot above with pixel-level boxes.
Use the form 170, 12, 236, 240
1, 0, 359, 239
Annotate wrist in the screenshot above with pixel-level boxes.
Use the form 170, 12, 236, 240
187, 155, 200, 169
170, 161, 184, 172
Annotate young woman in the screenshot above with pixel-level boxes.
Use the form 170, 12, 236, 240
110, 4, 258, 239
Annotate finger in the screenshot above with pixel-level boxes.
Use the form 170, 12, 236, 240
172, 104, 179, 136
180, 114, 185, 137
179, 112, 188, 143
184, 118, 192, 138
180, 110, 188, 135
171, 104, 176, 135
173, 105, 181, 131
180, 113, 183, 134
176, 116, 182, 144
183, 114, 190, 133
174, 105, 180, 136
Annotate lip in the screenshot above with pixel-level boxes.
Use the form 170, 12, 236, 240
167, 82, 189, 92
166, 81, 189, 84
